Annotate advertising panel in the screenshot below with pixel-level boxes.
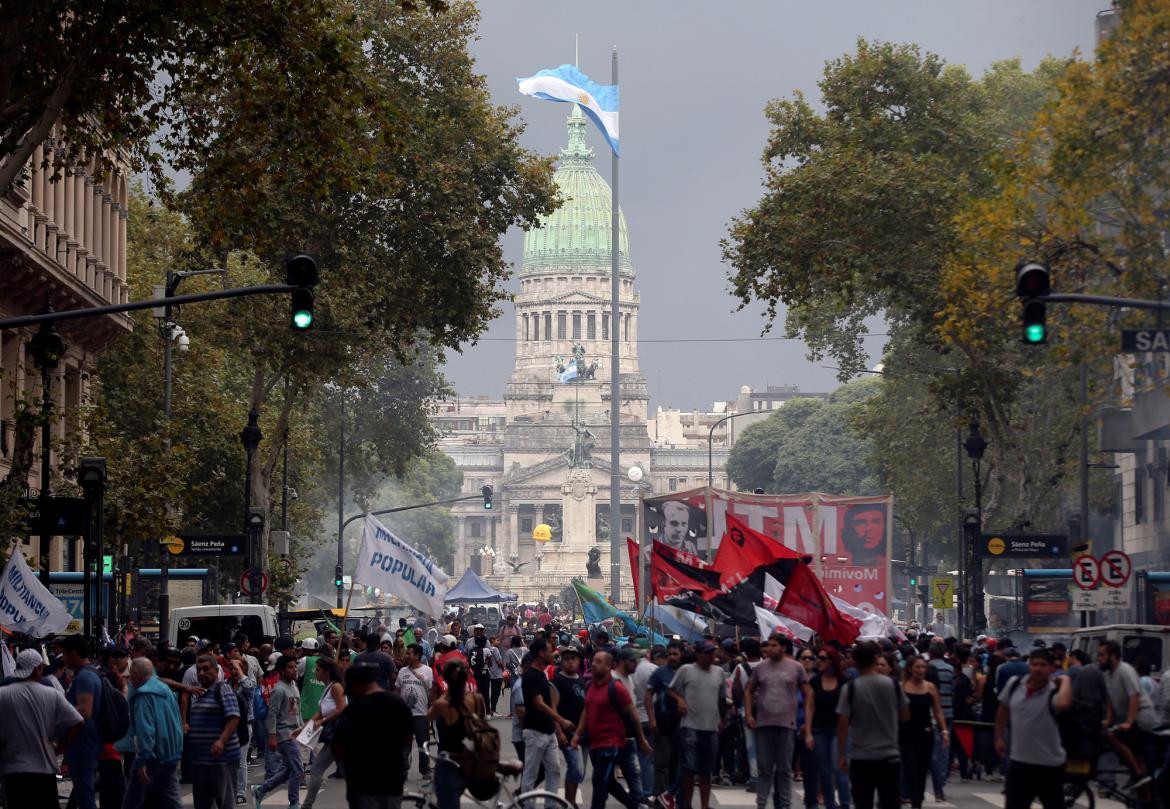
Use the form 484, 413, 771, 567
643, 487, 892, 613
1022, 571, 1077, 632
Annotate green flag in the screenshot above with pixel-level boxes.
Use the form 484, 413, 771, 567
404, 627, 416, 647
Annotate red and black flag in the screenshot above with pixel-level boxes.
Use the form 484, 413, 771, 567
713, 513, 805, 589
776, 560, 861, 646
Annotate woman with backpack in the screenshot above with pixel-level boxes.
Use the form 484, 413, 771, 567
428, 658, 488, 809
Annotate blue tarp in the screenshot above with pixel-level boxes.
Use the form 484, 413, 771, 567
444, 569, 518, 604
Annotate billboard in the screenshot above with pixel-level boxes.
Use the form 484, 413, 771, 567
1022, 571, 1076, 633
643, 488, 892, 612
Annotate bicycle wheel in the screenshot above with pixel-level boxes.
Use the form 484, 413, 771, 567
513, 788, 575, 809
1064, 780, 1095, 809
401, 791, 429, 809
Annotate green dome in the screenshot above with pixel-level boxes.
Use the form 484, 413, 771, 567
522, 107, 633, 276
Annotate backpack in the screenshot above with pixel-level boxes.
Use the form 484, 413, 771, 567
455, 702, 501, 800
731, 662, 753, 710
253, 670, 278, 721
652, 671, 680, 735
212, 681, 250, 747
88, 666, 130, 744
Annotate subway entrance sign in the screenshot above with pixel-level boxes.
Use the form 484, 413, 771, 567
177, 534, 248, 556
976, 533, 1068, 559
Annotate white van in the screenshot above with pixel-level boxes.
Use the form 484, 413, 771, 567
1070, 624, 1170, 674
168, 604, 279, 649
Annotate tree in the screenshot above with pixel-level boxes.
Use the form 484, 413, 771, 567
726, 380, 880, 496
722, 42, 1089, 551
0, 0, 445, 194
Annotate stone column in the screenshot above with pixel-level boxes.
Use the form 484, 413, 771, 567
507, 504, 520, 569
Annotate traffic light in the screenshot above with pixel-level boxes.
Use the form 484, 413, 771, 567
909, 575, 918, 587
334, 565, 344, 588
285, 254, 319, 331
1016, 261, 1050, 344
482, 485, 493, 510
290, 287, 314, 330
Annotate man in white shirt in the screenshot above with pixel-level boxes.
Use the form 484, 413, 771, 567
396, 643, 435, 782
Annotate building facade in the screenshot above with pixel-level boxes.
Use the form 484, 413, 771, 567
435, 109, 827, 605
0, 126, 133, 571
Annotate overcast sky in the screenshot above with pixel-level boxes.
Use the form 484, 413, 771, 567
444, 1, 1103, 412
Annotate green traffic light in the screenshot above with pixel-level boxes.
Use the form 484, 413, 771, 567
1025, 323, 1046, 343
909, 577, 917, 586
292, 309, 313, 329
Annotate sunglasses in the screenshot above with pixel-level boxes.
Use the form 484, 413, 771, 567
817, 655, 830, 661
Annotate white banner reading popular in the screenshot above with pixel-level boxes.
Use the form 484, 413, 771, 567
0, 552, 73, 636
354, 514, 449, 617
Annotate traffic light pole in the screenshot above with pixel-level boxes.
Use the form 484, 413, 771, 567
0, 284, 301, 331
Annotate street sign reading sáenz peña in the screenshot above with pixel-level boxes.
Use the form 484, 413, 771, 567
177, 534, 247, 556
1122, 329, 1170, 352
976, 533, 1068, 558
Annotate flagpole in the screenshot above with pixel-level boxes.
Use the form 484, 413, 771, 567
608, 45, 622, 605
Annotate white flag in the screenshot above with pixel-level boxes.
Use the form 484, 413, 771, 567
353, 514, 449, 617
0, 552, 74, 637
754, 604, 814, 642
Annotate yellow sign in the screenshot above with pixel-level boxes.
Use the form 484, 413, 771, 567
161, 535, 184, 555
532, 524, 552, 543
986, 536, 1006, 556
931, 576, 955, 610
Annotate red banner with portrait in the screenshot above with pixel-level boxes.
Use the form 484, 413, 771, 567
643, 488, 892, 613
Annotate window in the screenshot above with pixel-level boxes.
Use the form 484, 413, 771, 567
470, 520, 482, 538
520, 517, 533, 536
1123, 635, 1164, 672
587, 313, 596, 340
624, 314, 631, 341
668, 477, 678, 491
602, 314, 609, 340
621, 518, 634, 535
572, 313, 581, 339
544, 313, 552, 340
532, 314, 539, 341
523, 315, 529, 341
558, 312, 567, 340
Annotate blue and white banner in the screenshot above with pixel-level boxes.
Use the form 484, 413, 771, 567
559, 361, 578, 383
354, 514, 449, 617
518, 64, 619, 156
0, 551, 73, 637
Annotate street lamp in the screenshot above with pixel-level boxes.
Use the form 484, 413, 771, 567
240, 409, 263, 603
963, 419, 988, 637
707, 410, 758, 488
28, 313, 64, 588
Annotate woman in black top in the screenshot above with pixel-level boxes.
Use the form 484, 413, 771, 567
428, 658, 486, 809
899, 656, 947, 809
808, 647, 852, 809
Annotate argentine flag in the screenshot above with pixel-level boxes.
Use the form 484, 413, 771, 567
518, 64, 619, 156
559, 361, 579, 383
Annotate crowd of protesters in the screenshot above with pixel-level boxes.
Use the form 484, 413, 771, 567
1, 603, 1165, 809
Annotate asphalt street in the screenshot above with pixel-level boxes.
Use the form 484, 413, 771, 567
152, 715, 1131, 809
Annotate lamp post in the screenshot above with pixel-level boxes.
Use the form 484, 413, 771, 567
963, 418, 989, 637
239, 409, 263, 603
707, 410, 758, 488
28, 314, 64, 588
79, 458, 106, 647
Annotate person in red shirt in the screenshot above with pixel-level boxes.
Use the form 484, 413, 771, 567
571, 650, 652, 809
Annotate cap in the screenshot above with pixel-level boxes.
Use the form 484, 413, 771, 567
275, 635, 296, 650
695, 640, 717, 654
1003, 646, 1020, 658
300, 638, 319, 650
12, 649, 43, 679
441, 634, 458, 647
617, 646, 644, 662
381, 633, 393, 643
630, 637, 651, 651
721, 638, 736, 650
222, 642, 237, 654
578, 629, 589, 639
976, 634, 988, 642
559, 646, 581, 658
472, 624, 485, 630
